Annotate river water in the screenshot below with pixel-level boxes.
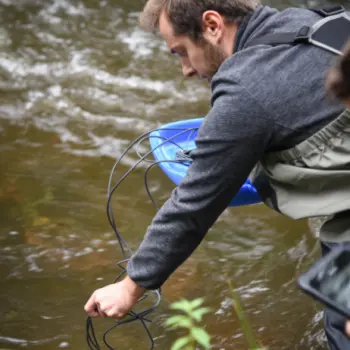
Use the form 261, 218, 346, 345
0, 0, 348, 349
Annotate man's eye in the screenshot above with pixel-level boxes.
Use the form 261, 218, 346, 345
172, 49, 186, 57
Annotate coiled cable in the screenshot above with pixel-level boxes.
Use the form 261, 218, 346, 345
86, 126, 198, 349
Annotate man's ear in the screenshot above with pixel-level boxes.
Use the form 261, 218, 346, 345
202, 10, 224, 44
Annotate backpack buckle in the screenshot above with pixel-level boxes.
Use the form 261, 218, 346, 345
294, 26, 310, 43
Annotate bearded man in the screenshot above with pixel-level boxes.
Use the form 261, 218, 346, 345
85, 2, 350, 349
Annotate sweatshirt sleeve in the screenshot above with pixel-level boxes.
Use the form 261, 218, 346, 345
127, 74, 274, 290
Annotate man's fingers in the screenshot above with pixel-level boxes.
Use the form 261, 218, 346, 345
84, 293, 97, 314
96, 304, 108, 318
84, 281, 142, 320
105, 307, 124, 319
84, 291, 109, 318
88, 309, 100, 318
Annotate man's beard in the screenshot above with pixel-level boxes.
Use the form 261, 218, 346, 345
203, 41, 227, 79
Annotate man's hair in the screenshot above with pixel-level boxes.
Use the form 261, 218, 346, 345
327, 41, 350, 100
139, 0, 260, 42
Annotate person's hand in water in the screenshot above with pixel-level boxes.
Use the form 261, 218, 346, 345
84, 276, 145, 318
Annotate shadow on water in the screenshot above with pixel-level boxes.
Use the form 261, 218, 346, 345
0, 0, 349, 349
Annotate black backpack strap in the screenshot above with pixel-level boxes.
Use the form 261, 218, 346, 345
310, 4, 345, 17
247, 26, 310, 47
309, 13, 350, 55
246, 5, 346, 50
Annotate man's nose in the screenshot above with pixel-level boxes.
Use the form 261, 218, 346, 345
182, 63, 196, 77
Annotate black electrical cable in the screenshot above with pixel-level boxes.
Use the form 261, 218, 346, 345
85, 126, 198, 349
144, 159, 190, 211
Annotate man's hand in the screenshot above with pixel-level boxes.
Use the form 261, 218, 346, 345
84, 276, 146, 319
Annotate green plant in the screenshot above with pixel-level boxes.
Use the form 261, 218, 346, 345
165, 285, 269, 350
228, 280, 267, 350
165, 298, 211, 350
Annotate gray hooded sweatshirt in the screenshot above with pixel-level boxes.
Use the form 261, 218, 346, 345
127, 5, 345, 289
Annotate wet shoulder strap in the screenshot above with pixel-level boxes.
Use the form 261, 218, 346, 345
246, 5, 350, 56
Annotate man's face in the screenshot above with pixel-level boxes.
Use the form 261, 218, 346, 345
159, 11, 227, 81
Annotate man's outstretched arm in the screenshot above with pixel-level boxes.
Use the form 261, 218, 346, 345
85, 75, 274, 318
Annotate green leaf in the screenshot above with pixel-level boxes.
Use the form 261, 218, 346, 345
170, 298, 207, 315
165, 315, 192, 329
190, 327, 211, 349
189, 298, 204, 310
171, 336, 191, 350
170, 299, 193, 313
191, 307, 211, 322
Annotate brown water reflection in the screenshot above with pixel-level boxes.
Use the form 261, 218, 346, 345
1, 0, 348, 349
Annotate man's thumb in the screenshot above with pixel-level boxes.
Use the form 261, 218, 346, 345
84, 293, 99, 317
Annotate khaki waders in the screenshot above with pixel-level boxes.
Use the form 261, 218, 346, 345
251, 109, 350, 349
